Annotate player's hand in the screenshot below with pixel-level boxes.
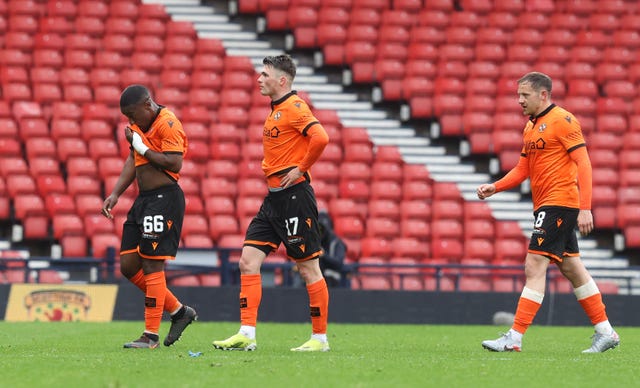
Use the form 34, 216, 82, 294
125, 127, 149, 156
577, 209, 594, 236
102, 195, 118, 219
280, 167, 303, 188
477, 183, 496, 200
124, 126, 134, 144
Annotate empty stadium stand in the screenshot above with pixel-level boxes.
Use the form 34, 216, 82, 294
0, 0, 638, 292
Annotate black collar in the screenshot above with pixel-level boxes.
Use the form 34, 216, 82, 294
529, 103, 555, 124
271, 91, 297, 107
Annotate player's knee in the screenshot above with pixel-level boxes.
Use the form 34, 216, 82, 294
238, 256, 261, 274
296, 260, 322, 284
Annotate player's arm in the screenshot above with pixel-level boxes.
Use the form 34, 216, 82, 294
570, 145, 592, 210
102, 152, 136, 219
125, 126, 183, 173
141, 150, 183, 173
477, 153, 529, 199
570, 145, 594, 235
298, 124, 329, 172
281, 124, 329, 188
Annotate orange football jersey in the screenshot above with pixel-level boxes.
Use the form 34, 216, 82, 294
129, 108, 188, 181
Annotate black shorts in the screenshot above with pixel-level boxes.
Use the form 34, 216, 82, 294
121, 184, 185, 260
244, 181, 322, 261
528, 206, 580, 262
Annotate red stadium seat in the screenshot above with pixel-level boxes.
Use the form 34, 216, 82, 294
6, 174, 36, 199
587, 132, 623, 151
596, 115, 627, 134
338, 180, 370, 201
91, 233, 120, 259
360, 237, 393, 259
622, 132, 640, 149
464, 219, 495, 241
329, 198, 365, 220
67, 175, 101, 197
45, 193, 76, 217
14, 194, 46, 219
494, 238, 527, 262
402, 181, 432, 202
66, 157, 98, 177
464, 239, 495, 263
333, 216, 365, 239
61, 235, 89, 257
0, 138, 22, 157
52, 214, 84, 239
74, 194, 104, 219
618, 187, 640, 205
339, 162, 371, 182
204, 195, 235, 217
354, 276, 392, 291
25, 137, 57, 160
2, 82, 32, 101
181, 214, 209, 237
29, 158, 61, 177
200, 178, 237, 199
104, 34, 135, 57
603, 80, 636, 99
592, 167, 619, 188
208, 214, 239, 242
370, 162, 403, 183
75, 0, 108, 18
400, 200, 431, 222
182, 192, 204, 215
0, 156, 29, 178
392, 237, 429, 260
367, 199, 400, 220
432, 200, 464, 220
183, 234, 214, 249
193, 36, 224, 56
103, 15, 136, 36
399, 218, 430, 240
431, 238, 464, 262
205, 159, 239, 181
593, 205, 617, 229
36, 175, 66, 198
133, 34, 165, 54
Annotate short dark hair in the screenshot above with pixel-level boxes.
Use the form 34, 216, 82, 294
263, 55, 296, 79
120, 84, 150, 109
518, 72, 552, 94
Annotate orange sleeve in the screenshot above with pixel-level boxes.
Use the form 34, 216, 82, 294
570, 146, 592, 210
494, 153, 529, 193
297, 124, 329, 172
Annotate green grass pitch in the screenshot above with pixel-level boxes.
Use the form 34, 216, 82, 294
0, 321, 635, 387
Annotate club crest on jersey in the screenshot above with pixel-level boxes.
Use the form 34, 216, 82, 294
274, 111, 281, 120
538, 123, 546, 132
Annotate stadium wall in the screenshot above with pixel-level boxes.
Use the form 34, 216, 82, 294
1, 284, 637, 326
116, 285, 637, 326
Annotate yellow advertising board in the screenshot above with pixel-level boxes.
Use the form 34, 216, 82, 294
5, 284, 118, 322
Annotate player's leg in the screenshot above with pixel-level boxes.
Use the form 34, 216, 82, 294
123, 185, 196, 348
482, 252, 548, 352
281, 182, 329, 352
123, 257, 165, 348
291, 258, 330, 352
558, 257, 619, 353
120, 251, 182, 316
212, 245, 266, 351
